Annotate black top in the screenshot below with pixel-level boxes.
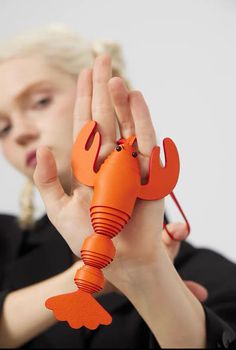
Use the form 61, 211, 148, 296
0, 213, 236, 349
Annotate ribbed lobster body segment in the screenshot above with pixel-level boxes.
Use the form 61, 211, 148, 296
45, 120, 180, 331
81, 233, 116, 268
90, 206, 130, 238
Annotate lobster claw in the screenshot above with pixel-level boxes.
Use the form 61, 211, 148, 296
71, 121, 101, 187
138, 138, 180, 200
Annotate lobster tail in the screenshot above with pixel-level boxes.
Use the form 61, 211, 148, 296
45, 231, 116, 330
45, 289, 112, 330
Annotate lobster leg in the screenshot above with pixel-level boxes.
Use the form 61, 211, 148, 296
138, 138, 180, 200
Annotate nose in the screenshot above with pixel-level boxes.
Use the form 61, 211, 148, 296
13, 120, 39, 146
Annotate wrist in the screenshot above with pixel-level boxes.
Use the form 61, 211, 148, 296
105, 239, 166, 295
125, 241, 167, 292
113, 243, 206, 348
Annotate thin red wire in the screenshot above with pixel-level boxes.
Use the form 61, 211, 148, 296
163, 191, 191, 241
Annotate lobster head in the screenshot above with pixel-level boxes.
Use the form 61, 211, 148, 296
71, 120, 180, 201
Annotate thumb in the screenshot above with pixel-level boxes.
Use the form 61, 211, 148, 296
33, 146, 68, 216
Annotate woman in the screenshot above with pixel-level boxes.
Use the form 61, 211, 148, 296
0, 27, 235, 348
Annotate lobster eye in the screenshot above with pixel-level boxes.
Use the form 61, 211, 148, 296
116, 145, 122, 152
132, 151, 138, 158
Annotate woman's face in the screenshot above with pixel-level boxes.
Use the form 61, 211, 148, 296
0, 56, 77, 192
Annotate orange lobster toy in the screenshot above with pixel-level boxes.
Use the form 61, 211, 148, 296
45, 120, 180, 330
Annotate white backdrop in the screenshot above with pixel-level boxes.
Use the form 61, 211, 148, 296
0, 0, 235, 261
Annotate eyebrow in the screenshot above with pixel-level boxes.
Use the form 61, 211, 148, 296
14, 80, 54, 103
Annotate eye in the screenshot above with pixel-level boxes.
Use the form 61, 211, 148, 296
132, 151, 138, 158
116, 145, 122, 152
33, 97, 52, 110
0, 125, 11, 138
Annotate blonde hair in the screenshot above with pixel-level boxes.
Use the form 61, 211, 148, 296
0, 25, 129, 84
0, 25, 130, 230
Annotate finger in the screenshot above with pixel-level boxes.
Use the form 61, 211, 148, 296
73, 68, 93, 142
92, 54, 116, 143
108, 77, 135, 139
33, 146, 68, 217
184, 281, 208, 302
163, 222, 189, 245
162, 222, 189, 261
129, 90, 157, 156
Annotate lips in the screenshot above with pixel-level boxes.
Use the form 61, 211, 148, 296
26, 150, 37, 167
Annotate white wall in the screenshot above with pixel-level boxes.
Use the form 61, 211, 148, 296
0, 0, 235, 261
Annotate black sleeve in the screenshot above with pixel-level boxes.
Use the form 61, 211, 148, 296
148, 301, 236, 349
0, 214, 22, 315
178, 243, 236, 348
148, 242, 236, 348
203, 305, 236, 348
0, 290, 9, 312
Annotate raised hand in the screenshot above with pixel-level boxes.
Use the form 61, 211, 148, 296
33, 55, 118, 256
34, 54, 166, 280
33, 55, 207, 329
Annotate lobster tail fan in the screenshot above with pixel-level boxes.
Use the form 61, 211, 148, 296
45, 290, 112, 330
